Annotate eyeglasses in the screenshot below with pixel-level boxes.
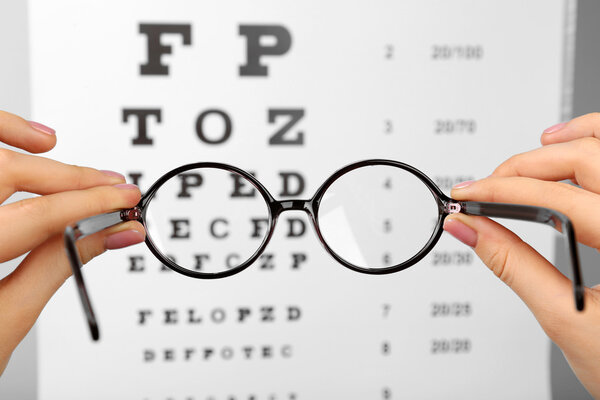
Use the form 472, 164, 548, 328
64, 159, 584, 341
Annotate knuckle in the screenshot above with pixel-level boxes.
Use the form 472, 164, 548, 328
90, 186, 116, 212
90, 185, 133, 213
72, 164, 89, 189
584, 111, 600, 125
482, 178, 504, 203
17, 195, 47, 216
553, 180, 580, 197
491, 163, 509, 177
81, 185, 139, 218
483, 239, 521, 288
545, 181, 576, 210
494, 155, 520, 176
573, 112, 600, 125
485, 246, 511, 284
72, 164, 107, 189
572, 112, 600, 139
575, 136, 600, 155
17, 196, 54, 236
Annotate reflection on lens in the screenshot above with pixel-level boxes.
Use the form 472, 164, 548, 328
317, 165, 439, 269
145, 167, 270, 274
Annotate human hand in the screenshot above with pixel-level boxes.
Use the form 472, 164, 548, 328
0, 111, 145, 375
443, 113, 600, 398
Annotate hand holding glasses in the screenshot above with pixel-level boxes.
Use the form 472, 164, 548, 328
64, 159, 584, 341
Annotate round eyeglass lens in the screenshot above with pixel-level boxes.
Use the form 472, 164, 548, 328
144, 167, 271, 274
317, 164, 440, 269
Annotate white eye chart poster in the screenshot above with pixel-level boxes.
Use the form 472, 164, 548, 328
31, 1, 575, 399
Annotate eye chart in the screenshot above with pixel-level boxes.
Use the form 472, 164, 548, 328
30, 1, 575, 399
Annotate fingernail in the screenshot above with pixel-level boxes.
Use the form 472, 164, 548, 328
28, 121, 56, 135
101, 170, 125, 180
114, 183, 138, 190
443, 218, 477, 247
452, 180, 475, 189
543, 122, 567, 134
105, 230, 145, 250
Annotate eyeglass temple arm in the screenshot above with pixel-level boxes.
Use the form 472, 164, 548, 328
456, 200, 584, 311
64, 207, 142, 341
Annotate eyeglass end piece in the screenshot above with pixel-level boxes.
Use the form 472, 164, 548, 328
90, 322, 100, 341
576, 288, 585, 312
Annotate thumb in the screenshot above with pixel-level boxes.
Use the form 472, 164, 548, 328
442, 214, 575, 324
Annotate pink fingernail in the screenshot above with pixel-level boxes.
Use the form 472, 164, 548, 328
28, 121, 56, 135
105, 230, 145, 250
452, 180, 475, 189
543, 122, 567, 134
101, 170, 125, 180
114, 183, 138, 190
443, 218, 477, 247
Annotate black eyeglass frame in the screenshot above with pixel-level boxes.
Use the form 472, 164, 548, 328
64, 159, 584, 341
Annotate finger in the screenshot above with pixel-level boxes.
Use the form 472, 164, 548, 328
443, 214, 572, 311
444, 215, 600, 397
0, 184, 141, 262
0, 148, 125, 203
0, 221, 144, 358
541, 113, 600, 146
491, 138, 600, 194
0, 110, 56, 153
442, 214, 581, 338
451, 177, 600, 249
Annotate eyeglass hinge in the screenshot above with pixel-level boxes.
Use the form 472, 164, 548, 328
445, 202, 462, 214
120, 207, 142, 221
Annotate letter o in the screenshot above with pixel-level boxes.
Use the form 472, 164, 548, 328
196, 109, 232, 144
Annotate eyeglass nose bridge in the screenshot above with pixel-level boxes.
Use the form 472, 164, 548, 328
273, 199, 314, 216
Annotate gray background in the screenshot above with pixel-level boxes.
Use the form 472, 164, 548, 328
550, 0, 600, 398
0, 0, 598, 398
